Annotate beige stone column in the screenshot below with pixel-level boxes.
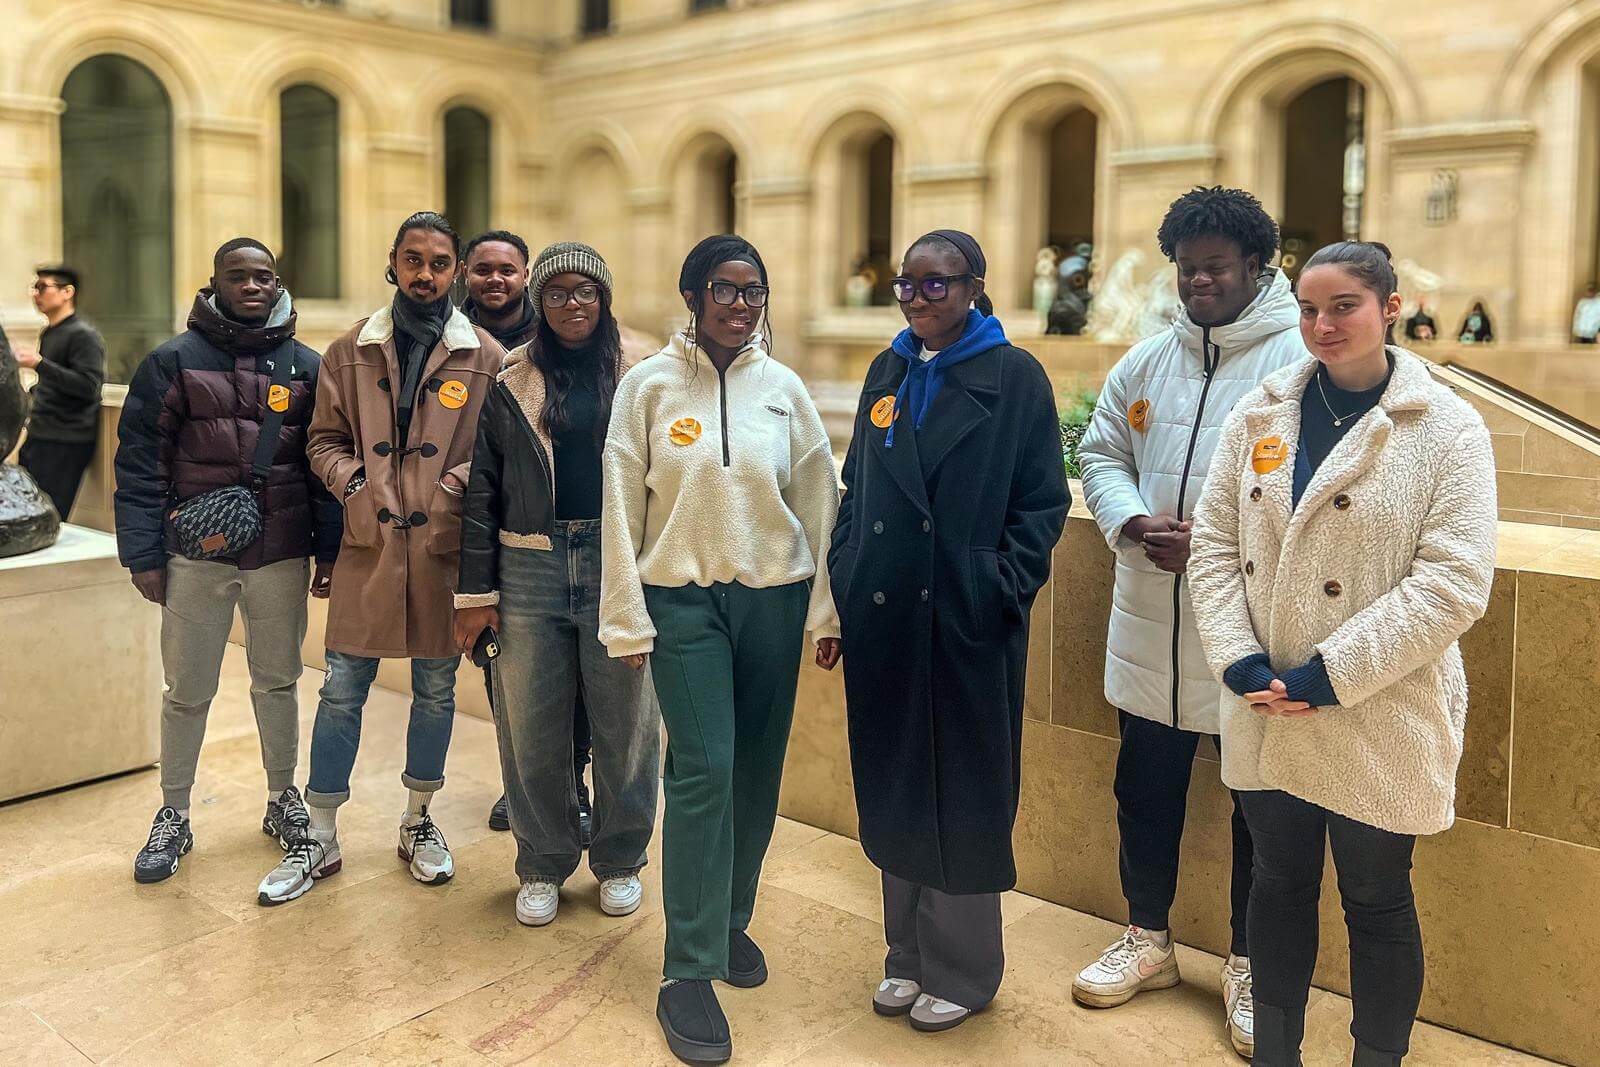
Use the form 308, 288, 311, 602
741, 178, 824, 376
1105, 145, 1221, 274
184, 117, 267, 293
902, 163, 991, 295
625, 186, 672, 335
0, 93, 64, 343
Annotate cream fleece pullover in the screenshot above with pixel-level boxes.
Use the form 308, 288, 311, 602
599, 332, 841, 657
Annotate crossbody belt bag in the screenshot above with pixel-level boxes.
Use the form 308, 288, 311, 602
167, 340, 295, 561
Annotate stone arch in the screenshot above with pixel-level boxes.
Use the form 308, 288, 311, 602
806, 108, 906, 307
549, 122, 644, 195
963, 58, 1138, 161
1495, 0, 1600, 118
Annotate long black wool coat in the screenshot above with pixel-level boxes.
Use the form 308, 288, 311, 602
829, 342, 1070, 894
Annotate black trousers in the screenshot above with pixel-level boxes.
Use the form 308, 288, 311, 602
1114, 710, 1252, 956
481, 666, 592, 777
882, 871, 1004, 1011
1241, 789, 1422, 1064
18, 437, 96, 520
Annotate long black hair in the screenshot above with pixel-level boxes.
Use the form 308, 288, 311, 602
528, 285, 622, 448
385, 211, 460, 285
679, 234, 771, 359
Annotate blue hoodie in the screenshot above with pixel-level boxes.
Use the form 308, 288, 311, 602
885, 309, 1010, 447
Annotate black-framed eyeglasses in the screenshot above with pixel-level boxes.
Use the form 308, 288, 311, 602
891, 274, 975, 304
706, 281, 769, 308
542, 283, 601, 308
29, 281, 64, 294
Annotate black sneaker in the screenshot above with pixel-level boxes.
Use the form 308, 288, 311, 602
134, 806, 194, 884
657, 979, 731, 1065
725, 929, 768, 988
263, 786, 311, 849
488, 794, 510, 832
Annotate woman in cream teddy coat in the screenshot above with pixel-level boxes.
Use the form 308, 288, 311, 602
1188, 241, 1497, 1067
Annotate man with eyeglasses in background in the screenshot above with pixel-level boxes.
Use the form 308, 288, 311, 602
13, 266, 106, 519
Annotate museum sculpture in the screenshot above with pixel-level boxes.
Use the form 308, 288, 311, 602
0, 327, 63, 557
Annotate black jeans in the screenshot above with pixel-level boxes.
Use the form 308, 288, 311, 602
1114, 710, 1252, 956
18, 437, 96, 519
1241, 789, 1422, 1064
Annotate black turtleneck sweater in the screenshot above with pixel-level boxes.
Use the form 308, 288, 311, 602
551, 345, 605, 521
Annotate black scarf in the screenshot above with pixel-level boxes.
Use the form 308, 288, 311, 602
390, 292, 449, 447
462, 292, 538, 351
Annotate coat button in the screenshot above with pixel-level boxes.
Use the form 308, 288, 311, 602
1333, 493, 1351, 510
872, 591, 886, 605
1245, 561, 1255, 576
922, 519, 931, 533
1249, 487, 1262, 501
872, 521, 884, 534
920, 589, 929, 601
1324, 580, 1342, 597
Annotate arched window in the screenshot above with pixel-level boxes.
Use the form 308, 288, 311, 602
1280, 76, 1365, 278
444, 106, 492, 240
846, 131, 896, 306
60, 55, 173, 383
279, 84, 341, 300
581, 0, 611, 35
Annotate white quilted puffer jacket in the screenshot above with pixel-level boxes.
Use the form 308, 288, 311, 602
1187, 349, 1498, 835
1078, 267, 1308, 733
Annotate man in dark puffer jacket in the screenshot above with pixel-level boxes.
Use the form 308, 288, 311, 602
113, 238, 340, 887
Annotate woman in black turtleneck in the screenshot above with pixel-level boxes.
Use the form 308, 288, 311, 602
453, 242, 660, 930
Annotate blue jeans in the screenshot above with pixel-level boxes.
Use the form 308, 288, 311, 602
305, 650, 461, 809
492, 520, 660, 883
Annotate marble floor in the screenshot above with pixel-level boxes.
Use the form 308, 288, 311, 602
2, 647, 1553, 1066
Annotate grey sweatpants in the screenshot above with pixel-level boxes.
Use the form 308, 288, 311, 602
882, 871, 1005, 1011
159, 556, 309, 810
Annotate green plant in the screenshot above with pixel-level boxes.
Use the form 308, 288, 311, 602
1059, 382, 1099, 479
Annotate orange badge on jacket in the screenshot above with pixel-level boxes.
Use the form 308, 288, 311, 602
1252, 435, 1287, 474
267, 384, 291, 413
669, 417, 702, 445
1128, 398, 1150, 433
870, 395, 898, 429
438, 380, 470, 409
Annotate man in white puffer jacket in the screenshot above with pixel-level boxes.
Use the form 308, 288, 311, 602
1072, 187, 1308, 1058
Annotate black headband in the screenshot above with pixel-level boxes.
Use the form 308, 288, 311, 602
918, 229, 987, 278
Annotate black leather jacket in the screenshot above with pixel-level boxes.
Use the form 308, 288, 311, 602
457, 376, 555, 601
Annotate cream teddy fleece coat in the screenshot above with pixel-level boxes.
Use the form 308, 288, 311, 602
1187, 349, 1497, 835
598, 332, 840, 657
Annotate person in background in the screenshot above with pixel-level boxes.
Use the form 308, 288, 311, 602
831, 229, 1068, 1033
600, 235, 840, 1066
1402, 305, 1437, 343
459, 228, 595, 845
255, 211, 502, 904
1074, 186, 1309, 1059
14, 265, 106, 519
1457, 300, 1493, 344
113, 238, 338, 885
1572, 283, 1600, 344
1188, 240, 1497, 1066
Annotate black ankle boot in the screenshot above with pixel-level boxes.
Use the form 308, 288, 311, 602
725, 929, 768, 988
657, 979, 731, 1065
1252, 1001, 1306, 1067
1352, 1041, 1404, 1067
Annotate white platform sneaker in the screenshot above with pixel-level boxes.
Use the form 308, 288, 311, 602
1071, 926, 1180, 1008
516, 881, 560, 927
600, 874, 643, 917
1222, 954, 1254, 1059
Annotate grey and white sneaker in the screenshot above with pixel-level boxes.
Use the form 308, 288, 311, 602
516, 881, 559, 926
133, 806, 193, 884
263, 786, 310, 849
600, 874, 643, 917
908, 993, 972, 1032
1222, 954, 1254, 1059
398, 809, 454, 885
873, 977, 921, 1016
257, 831, 341, 906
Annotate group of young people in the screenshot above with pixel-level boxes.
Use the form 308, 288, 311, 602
107, 182, 1495, 1067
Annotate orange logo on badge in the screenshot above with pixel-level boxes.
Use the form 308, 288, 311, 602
438, 380, 469, 409
669, 417, 702, 445
267, 384, 291, 413
1252, 436, 1287, 474
1129, 398, 1150, 433
870, 395, 898, 429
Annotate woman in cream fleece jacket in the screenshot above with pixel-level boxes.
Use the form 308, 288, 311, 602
1187, 241, 1497, 1067
599, 235, 839, 1067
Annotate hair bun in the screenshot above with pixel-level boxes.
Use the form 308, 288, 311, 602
1368, 240, 1394, 262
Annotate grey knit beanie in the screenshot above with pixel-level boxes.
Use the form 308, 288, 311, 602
529, 241, 614, 319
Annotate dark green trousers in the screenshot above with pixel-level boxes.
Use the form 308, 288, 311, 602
644, 580, 809, 979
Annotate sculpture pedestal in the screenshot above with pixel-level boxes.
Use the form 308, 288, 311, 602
0, 524, 159, 802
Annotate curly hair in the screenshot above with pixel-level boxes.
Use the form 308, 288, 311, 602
1156, 186, 1279, 267
462, 229, 529, 266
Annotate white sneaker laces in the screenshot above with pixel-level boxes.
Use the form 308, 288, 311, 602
144, 812, 184, 852
1100, 930, 1146, 969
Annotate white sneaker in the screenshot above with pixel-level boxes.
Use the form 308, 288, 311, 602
398, 809, 453, 885
515, 880, 560, 927
1071, 926, 1180, 1008
599, 874, 643, 917
257, 831, 341, 906
1222, 954, 1254, 1058
908, 992, 973, 1032
873, 977, 922, 1016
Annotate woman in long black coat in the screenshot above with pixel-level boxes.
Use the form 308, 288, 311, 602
829, 229, 1070, 1032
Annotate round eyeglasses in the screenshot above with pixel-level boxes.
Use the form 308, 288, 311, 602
542, 283, 601, 309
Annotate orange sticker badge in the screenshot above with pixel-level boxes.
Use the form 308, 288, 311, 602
1252, 436, 1287, 475
1128, 398, 1150, 433
267, 384, 291, 413
870, 395, 898, 430
669, 417, 702, 446
438, 380, 470, 409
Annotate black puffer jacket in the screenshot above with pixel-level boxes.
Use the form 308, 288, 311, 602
113, 289, 341, 573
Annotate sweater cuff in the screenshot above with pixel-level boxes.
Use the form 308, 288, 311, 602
454, 591, 499, 609
605, 636, 654, 658
1223, 652, 1276, 697
1280, 655, 1340, 707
